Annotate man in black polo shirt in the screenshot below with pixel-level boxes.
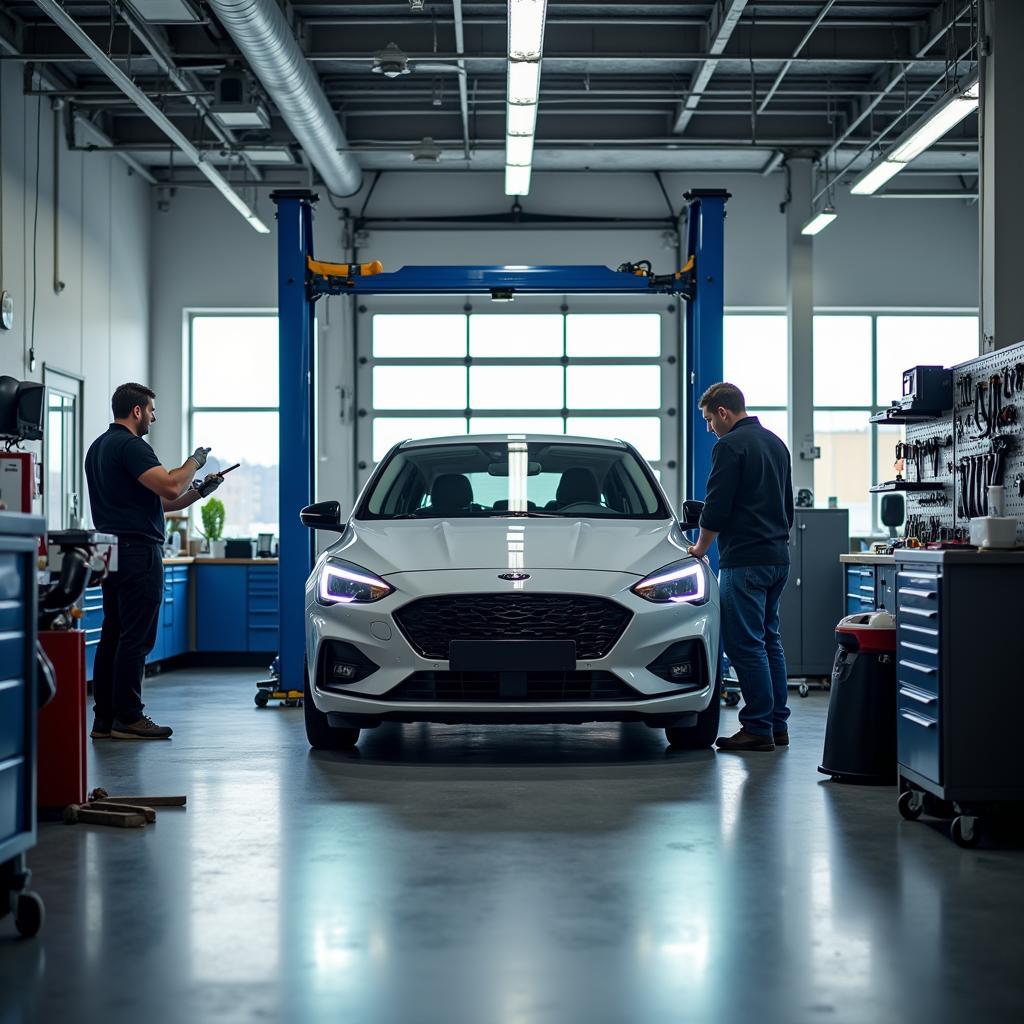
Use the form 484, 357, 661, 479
85, 383, 223, 740
687, 382, 795, 752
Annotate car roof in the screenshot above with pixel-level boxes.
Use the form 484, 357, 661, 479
398, 433, 630, 450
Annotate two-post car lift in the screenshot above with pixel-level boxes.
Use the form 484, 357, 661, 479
270, 187, 730, 694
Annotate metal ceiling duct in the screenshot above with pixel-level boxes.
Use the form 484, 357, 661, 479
206, 0, 362, 196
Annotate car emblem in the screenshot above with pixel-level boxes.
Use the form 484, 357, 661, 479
498, 572, 531, 581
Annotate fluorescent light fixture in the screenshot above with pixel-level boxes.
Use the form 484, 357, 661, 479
243, 147, 295, 165
850, 159, 904, 196
505, 133, 534, 166
508, 0, 547, 61
211, 105, 270, 130
507, 60, 541, 104
801, 207, 838, 236
850, 76, 978, 196
505, 164, 532, 195
506, 102, 537, 136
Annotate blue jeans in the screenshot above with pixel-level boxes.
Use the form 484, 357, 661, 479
719, 564, 791, 737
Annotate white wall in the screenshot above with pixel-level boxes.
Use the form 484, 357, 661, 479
148, 167, 980, 511
0, 65, 152, 518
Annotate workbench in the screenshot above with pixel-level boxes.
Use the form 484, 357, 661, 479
81, 558, 280, 679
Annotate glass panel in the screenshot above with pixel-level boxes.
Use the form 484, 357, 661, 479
813, 316, 872, 405
362, 441, 668, 519
565, 313, 661, 357
875, 424, 905, 486
47, 394, 68, 531
875, 315, 978, 404
470, 365, 563, 409
723, 315, 788, 407
191, 411, 279, 536
814, 411, 871, 535
192, 316, 278, 408
372, 314, 467, 359
373, 365, 466, 410
567, 365, 661, 409
469, 315, 563, 358
372, 417, 467, 461
469, 417, 565, 436
749, 409, 790, 450
566, 416, 661, 461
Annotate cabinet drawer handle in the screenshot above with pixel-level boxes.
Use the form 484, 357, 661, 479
900, 607, 937, 619
899, 686, 937, 705
897, 587, 937, 599
85, 639, 101, 648
859, 585, 874, 594
900, 709, 937, 729
899, 659, 936, 676
901, 622, 938, 638
899, 639, 938, 656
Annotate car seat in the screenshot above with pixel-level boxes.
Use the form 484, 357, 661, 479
428, 473, 475, 513
546, 467, 600, 509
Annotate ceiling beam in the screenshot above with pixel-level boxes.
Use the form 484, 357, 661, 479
677, 0, 748, 133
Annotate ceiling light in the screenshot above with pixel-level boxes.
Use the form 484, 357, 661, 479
372, 42, 410, 78
211, 69, 270, 129
508, 0, 548, 61
505, 133, 534, 166
800, 206, 837, 236
850, 159, 904, 196
244, 147, 294, 165
507, 102, 537, 136
505, 164, 532, 195
507, 61, 541, 104
411, 136, 443, 163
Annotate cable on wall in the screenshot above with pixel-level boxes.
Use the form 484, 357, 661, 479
29, 94, 42, 373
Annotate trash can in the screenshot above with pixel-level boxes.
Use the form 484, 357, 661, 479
818, 611, 897, 784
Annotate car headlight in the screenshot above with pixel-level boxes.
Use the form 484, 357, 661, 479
631, 559, 707, 605
317, 559, 394, 605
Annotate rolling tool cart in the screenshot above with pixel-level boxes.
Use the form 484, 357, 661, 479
254, 656, 303, 707
0, 512, 47, 938
894, 549, 1024, 847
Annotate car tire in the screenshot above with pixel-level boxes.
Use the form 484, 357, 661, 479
664, 692, 721, 750
304, 663, 360, 750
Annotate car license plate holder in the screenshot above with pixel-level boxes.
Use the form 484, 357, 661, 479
448, 640, 577, 672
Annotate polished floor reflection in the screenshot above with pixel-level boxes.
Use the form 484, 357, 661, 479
2, 669, 1023, 1023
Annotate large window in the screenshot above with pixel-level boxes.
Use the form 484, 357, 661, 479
724, 312, 978, 534
362, 310, 672, 489
189, 314, 279, 538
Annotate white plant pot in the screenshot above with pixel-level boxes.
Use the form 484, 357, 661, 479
209, 539, 227, 559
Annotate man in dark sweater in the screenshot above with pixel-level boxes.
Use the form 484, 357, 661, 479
687, 382, 795, 752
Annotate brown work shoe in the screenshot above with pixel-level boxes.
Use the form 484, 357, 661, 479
90, 719, 112, 739
111, 715, 173, 740
716, 729, 775, 752
774, 731, 790, 746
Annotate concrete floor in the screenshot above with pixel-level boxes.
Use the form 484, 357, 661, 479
2, 668, 1023, 1024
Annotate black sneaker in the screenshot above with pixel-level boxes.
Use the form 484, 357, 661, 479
774, 731, 790, 746
111, 715, 173, 740
90, 719, 112, 739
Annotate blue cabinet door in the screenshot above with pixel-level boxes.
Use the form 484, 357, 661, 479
148, 586, 167, 664
196, 565, 248, 651
247, 565, 279, 653
82, 586, 104, 682
171, 573, 189, 657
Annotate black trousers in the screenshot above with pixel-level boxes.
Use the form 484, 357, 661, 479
92, 542, 163, 723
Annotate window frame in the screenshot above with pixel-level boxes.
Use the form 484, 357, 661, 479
186, 309, 280, 535
725, 307, 979, 535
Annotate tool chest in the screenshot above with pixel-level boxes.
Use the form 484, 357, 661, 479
894, 548, 1024, 846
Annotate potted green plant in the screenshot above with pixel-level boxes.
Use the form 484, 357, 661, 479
198, 497, 226, 558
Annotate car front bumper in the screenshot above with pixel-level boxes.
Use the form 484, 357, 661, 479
304, 567, 719, 727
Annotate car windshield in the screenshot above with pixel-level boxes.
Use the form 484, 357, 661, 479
358, 440, 670, 520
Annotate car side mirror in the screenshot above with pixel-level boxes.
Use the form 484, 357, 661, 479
681, 499, 704, 529
300, 500, 344, 531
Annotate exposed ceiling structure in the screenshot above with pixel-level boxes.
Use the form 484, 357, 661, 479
0, 1, 980, 202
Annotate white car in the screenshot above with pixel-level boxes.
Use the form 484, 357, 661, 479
300, 434, 721, 750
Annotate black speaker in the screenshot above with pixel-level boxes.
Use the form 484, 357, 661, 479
880, 493, 905, 537
0, 376, 45, 441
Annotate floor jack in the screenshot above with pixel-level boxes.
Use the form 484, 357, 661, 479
254, 656, 303, 708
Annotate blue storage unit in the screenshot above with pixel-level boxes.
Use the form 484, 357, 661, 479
0, 512, 46, 938
82, 585, 104, 681
195, 563, 280, 653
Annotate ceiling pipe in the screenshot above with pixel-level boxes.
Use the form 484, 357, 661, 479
450, 0, 472, 161
415, 61, 470, 158
205, 0, 362, 195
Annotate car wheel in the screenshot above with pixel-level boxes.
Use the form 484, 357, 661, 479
664, 693, 721, 750
304, 663, 360, 750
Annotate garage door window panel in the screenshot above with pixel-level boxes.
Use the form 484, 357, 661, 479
373, 366, 467, 410
567, 365, 661, 410
470, 365, 564, 410
469, 314, 563, 358
566, 314, 661, 357
372, 314, 467, 359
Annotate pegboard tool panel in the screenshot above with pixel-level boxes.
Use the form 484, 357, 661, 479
876, 338, 1024, 544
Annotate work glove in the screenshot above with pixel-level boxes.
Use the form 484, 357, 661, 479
188, 446, 211, 470
193, 474, 223, 499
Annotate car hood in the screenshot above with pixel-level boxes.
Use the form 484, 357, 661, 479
330, 518, 690, 577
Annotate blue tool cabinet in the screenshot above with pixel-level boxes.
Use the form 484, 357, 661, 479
195, 564, 280, 653
0, 512, 46, 938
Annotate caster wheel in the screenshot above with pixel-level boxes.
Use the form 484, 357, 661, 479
254, 692, 269, 708
897, 790, 923, 821
724, 693, 740, 707
951, 816, 980, 848
14, 891, 44, 938
798, 683, 810, 698
283, 699, 298, 708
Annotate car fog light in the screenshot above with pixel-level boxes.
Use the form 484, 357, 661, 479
668, 661, 693, 679
332, 663, 358, 680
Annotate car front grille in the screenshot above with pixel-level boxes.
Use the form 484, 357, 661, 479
393, 594, 632, 661
384, 671, 639, 702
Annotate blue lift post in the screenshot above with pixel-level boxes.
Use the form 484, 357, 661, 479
271, 188, 728, 692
